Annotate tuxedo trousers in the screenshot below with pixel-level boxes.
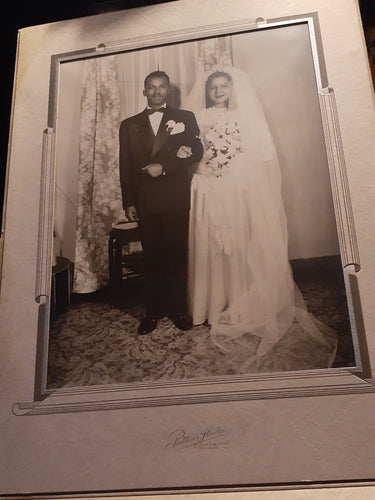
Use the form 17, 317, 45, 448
138, 209, 189, 318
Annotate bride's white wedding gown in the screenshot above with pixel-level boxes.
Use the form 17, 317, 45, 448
188, 106, 337, 371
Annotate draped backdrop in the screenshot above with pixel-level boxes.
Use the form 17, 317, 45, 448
73, 38, 233, 293
74, 56, 123, 293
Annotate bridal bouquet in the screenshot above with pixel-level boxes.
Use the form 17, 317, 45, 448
205, 121, 242, 177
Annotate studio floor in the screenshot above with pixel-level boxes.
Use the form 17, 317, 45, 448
47, 255, 355, 389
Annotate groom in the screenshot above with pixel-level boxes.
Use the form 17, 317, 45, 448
119, 70, 203, 335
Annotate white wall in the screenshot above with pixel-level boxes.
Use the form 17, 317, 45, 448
54, 60, 84, 262
232, 23, 339, 259
54, 24, 340, 263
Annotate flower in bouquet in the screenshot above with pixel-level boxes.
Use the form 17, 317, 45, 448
205, 121, 242, 177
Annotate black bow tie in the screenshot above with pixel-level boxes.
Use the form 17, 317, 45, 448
146, 107, 166, 115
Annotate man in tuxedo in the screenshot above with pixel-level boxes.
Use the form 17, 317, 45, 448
119, 70, 203, 335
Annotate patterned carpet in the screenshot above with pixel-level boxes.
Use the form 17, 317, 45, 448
47, 256, 355, 389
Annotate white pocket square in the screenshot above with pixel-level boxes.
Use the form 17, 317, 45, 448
166, 120, 185, 135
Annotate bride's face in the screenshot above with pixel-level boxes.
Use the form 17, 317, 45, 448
207, 75, 232, 108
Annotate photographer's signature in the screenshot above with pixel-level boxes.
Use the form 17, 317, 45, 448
165, 426, 229, 450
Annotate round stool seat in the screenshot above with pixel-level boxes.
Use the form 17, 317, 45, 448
110, 221, 140, 241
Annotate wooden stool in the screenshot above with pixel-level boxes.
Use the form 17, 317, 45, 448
108, 221, 143, 289
51, 256, 74, 320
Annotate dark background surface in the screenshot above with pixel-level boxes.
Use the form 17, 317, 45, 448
0, 0, 374, 233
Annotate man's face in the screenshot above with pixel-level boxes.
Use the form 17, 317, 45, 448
143, 76, 170, 108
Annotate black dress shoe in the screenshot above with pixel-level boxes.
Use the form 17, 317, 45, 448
171, 315, 193, 331
138, 316, 158, 335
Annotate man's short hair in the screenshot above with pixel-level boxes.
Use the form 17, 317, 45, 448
144, 71, 170, 88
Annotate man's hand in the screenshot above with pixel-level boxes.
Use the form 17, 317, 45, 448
177, 145, 193, 158
125, 205, 138, 221
142, 163, 163, 178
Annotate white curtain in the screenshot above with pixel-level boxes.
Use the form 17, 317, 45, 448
116, 41, 199, 119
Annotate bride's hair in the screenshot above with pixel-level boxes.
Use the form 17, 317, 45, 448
205, 71, 233, 108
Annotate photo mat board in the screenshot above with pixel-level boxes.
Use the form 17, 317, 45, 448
39, 13, 361, 401
2, 0, 375, 496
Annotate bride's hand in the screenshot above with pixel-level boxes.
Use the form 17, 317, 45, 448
177, 145, 192, 158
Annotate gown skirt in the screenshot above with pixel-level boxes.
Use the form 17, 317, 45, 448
188, 152, 337, 371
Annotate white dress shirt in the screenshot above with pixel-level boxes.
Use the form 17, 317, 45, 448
148, 105, 166, 135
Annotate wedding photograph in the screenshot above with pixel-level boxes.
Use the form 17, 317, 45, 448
3, 0, 375, 496
46, 21, 356, 390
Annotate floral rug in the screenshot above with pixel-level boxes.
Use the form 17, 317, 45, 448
47, 256, 355, 389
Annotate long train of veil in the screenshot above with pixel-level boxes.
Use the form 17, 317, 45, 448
185, 66, 337, 371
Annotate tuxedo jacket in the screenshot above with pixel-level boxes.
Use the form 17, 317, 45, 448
119, 106, 203, 215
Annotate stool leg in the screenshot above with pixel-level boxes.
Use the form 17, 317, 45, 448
108, 228, 144, 302
108, 236, 122, 291
108, 237, 114, 286
115, 238, 125, 289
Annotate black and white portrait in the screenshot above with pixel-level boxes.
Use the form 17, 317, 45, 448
48, 22, 355, 388
3, 2, 375, 496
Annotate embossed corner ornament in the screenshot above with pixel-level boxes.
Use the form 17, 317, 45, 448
319, 87, 360, 271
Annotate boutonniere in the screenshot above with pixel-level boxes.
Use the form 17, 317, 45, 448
166, 120, 185, 135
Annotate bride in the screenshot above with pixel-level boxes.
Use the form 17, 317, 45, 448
186, 66, 336, 371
